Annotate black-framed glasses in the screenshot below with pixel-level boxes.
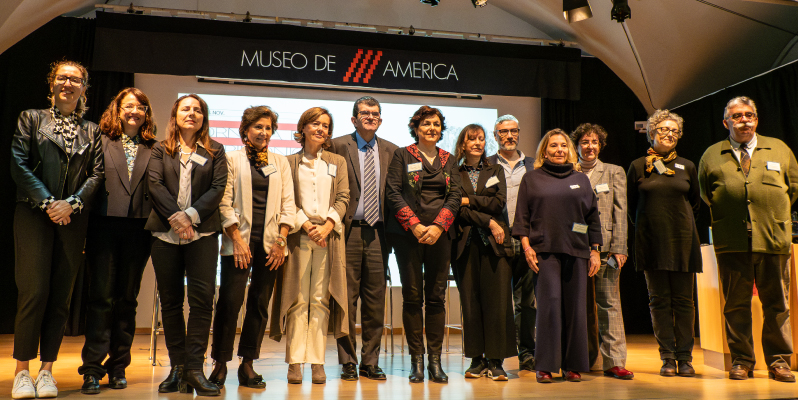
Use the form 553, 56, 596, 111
54, 75, 84, 86
358, 110, 381, 119
655, 126, 682, 137
496, 128, 520, 137
121, 104, 148, 113
730, 112, 757, 121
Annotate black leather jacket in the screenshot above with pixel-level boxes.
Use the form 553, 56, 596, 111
10, 109, 104, 208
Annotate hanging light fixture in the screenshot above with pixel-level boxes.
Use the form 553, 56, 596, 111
563, 0, 593, 23
472, 0, 488, 7
420, 0, 440, 6
611, 0, 631, 22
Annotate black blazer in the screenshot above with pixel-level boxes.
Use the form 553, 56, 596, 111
144, 140, 228, 233
330, 131, 399, 239
94, 134, 155, 218
453, 163, 509, 259
385, 144, 461, 240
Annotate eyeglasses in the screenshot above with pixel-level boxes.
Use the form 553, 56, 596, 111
729, 112, 757, 121
121, 104, 148, 113
358, 111, 381, 119
654, 127, 682, 137
54, 75, 84, 86
496, 128, 520, 137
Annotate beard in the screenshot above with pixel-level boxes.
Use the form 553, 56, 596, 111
499, 140, 517, 152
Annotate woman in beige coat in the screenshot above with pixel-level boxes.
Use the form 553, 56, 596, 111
269, 107, 349, 385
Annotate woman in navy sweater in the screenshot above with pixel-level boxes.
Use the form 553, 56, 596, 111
512, 129, 602, 383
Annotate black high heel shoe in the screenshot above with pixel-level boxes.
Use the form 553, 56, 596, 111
208, 363, 226, 389
158, 365, 183, 393
427, 354, 448, 383
178, 369, 221, 396
409, 355, 425, 383
238, 363, 266, 389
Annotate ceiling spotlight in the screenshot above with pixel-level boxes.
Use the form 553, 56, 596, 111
420, 0, 440, 6
472, 0, 488, 7
243, 11, 252, 23
409, 25, 416, 35
610, 0, 631, 23
563, 0, 593, 23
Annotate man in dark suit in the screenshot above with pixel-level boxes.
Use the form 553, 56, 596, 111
331, 96, 398, 381
487, 115, 536, 371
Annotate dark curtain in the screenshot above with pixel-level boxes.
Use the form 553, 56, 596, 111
0, 17, 133, 334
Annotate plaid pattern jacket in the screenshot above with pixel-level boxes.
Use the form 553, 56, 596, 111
588, 160, 628, 255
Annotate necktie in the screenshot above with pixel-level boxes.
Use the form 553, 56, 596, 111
363, 144, 379, 226
740, 142, 751, 177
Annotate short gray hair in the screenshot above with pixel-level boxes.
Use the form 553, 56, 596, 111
494, 114, 519, 132
724, 96, 757, 120
646, 109, 684, 143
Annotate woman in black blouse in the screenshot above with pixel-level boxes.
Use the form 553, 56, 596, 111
512, 129, 601, 383
386, 106, 461, 383
627, 110, 701, 378
451, 124, 514, 381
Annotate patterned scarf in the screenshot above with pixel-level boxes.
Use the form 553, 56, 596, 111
645, 148, 678, 176
244, 139, 269, 168
50, 106, 79, 153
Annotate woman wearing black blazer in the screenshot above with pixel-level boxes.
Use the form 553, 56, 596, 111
386, 106, 461, 383
451, 124, 515, 381
78, 88, 157, 394
146, 94, 227, 396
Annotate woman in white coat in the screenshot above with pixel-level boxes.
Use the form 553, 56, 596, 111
209, 106, 295, 389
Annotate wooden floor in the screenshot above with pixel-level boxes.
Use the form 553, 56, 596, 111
1, 334, 797, 399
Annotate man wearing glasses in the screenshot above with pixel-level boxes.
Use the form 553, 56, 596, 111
487, 115, 536, 371
698, 96, 798, 382
331, 96, 398, 381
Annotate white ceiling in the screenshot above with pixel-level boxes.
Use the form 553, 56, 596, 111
2, 0, 797, 112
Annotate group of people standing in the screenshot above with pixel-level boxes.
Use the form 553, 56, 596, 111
9, 59, 797, 399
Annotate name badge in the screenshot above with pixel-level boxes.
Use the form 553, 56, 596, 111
595, 183, 609, 193
570, 184, 580, 189
572, 223, 588, 234
653, 159, 667, 175
767, 161, 781, 171
262, 164, 277, 176
675, 163, 685, 170
189, 152, 207, 166
485, 176, 500, 188
328, 164, 337, 177
408, 162, 422, 173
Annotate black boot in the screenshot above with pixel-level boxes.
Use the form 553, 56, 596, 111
158, 365, 183, 393
179, 369, 221, 396
409, 355, 425, 383
427, 354, 448, 383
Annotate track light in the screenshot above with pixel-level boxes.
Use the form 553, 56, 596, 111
563, 0, 592, 23
472, 0, 488, 7
610, 0, 631, 23
420, 0, 440, 6
408, 25, 416, 35
243, 11, 252, 23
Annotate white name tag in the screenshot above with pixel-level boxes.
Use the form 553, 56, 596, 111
767, 161, 781, 171
408, 162, 422, 173
485, 176, 500, 188
675, 163, 685, 170
595, 183, 609, 193
262, 164, 277, 176
572, 223, 588, 234
189, 152, 207, 166
653, 159, 667, 175
328, 164, 337, 177
570, 184, 580, 189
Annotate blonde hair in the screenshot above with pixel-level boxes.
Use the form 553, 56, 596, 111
533, 128, 579, 169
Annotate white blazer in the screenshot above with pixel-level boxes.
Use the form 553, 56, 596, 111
220, 148, 296, 256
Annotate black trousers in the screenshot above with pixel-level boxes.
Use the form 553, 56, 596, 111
511, 252, 537, 364
454, 239, 516, 359
211, 238, 277, 362
643, 270, 695, 361
13, 203, 89, 362
151, 234, 219, 370
533, 253, 589, 373
79, 216, 151, 378
391, 233, 451, 356
336, 223, 387, 366
716, 250, 792, 368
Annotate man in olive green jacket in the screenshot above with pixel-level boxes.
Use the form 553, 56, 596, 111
698, 96, 798, 383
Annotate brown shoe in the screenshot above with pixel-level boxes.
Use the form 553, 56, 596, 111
287, 364, 303, 384
677, 361, 696, 377
535, 371, 553, 383
768, 366, 796, 382
729, 364, 752, 380
660, 359, 676, 377
311, 364, 326, 384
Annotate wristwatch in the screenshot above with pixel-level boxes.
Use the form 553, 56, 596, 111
276, 235, 287, 247
590, 244, 600, 252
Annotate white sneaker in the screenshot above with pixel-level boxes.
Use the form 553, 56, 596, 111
11, 370, 36, 399
34, 370, 58, 398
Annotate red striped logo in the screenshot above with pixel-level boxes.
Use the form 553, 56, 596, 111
343, 49, 383, 84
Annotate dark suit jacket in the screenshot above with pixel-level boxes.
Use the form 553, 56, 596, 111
453, 163, 509, 259
145, 140, 228, 233
385, 144, 462, 240
94, 134, 155, 218
330, 131, 399, 240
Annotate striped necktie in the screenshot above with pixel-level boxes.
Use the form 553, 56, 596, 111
740, 142, 751, 177
363, 144, 379, 226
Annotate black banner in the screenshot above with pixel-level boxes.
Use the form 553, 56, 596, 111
93, 12, 580, 100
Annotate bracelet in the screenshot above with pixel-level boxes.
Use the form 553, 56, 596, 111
523, 247, 533, 253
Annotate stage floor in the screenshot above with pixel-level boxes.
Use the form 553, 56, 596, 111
0, 333, 795, 399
